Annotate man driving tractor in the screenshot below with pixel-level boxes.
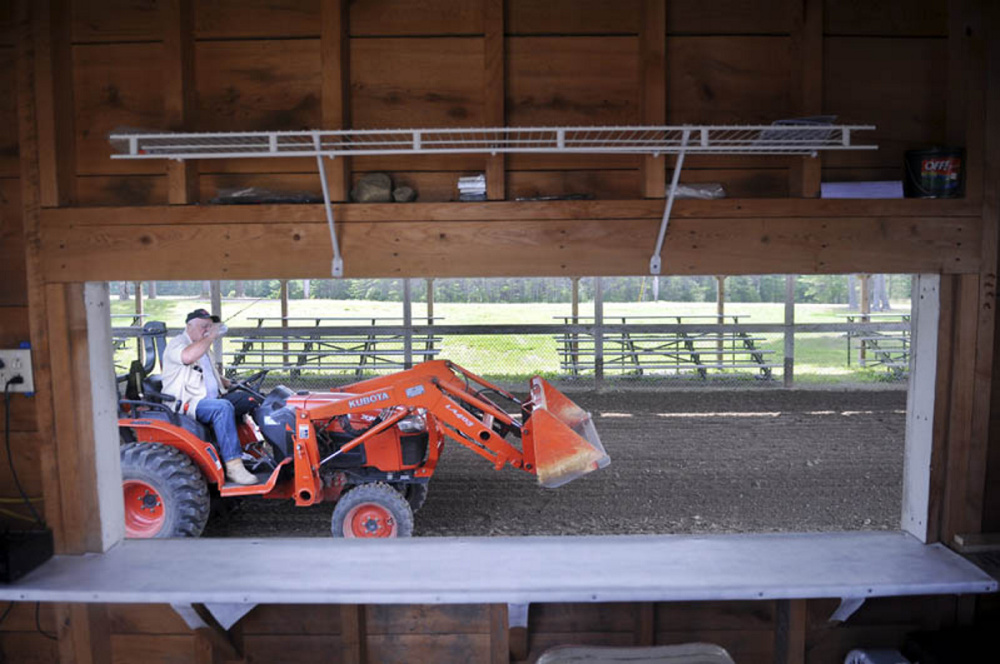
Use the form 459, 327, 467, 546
161, 309, 259, 485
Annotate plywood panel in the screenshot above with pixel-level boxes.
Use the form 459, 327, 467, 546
199, 173, 321, 204
195, 40, 321, 132
366, 604, 491, 634
507, 170, 640, 200
366, 633, 490, 664
529, 631, 636, 653
656, 600, 775, 631
666, 37, 793, 124
73, 43, 165, 176
76, 175, 168, 207
110, 634, 195, 664
668, 0, 791, 35
531, 603, 637, 633
0, 3, 13, 46
241, 635, 342, 664
825, 0, 947, 37
106, 604, 192, 635
824, 37, 947, 169
195, 0, 320, 39
239, 604, 342, 635
0, 179, 26, 307
657, 629, 773, 663
508, 37, 639, 127
507, 0, 639, 35
678, 169, 789, 199
351, 0, 483, 36
0, 48, 18, 177
0, 602, 57, 633
0, 632, 60, 663
351, 38, 484, 129
72, 0, 162, 43
0, 433, 45, 502
0, 385, 37, 432
0, 305, 30, 346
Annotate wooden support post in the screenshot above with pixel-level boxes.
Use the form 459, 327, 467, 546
571, 277, 580, 375
774, 599, 807, 664
321, 0, 351, 201
210, 280, 222, 367
489, 604, 511, 664
134, 281, 143, 360
640, 0, 666, 198
784, 275, 796, 387
859, 274, 871, 365
33, 0, 75, 207
403, 278, 413, 369
594, 277, 604, 388
340, 605, 367, 664
484, 0, 505, 200
790, 0, 822, 198
163, 0, 197, 204
635, 602, 655, 646
280, 280, 289, 367
716, 276, 725, 364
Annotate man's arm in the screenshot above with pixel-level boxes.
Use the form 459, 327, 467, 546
180, 329, 220, 365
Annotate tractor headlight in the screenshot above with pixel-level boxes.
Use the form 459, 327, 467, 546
398, 413, 427, 433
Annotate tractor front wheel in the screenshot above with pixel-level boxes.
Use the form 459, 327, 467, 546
331, 482, 414, 538
120, 442, 210, 538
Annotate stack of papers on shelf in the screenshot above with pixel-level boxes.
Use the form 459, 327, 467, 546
458, 174, 487, 201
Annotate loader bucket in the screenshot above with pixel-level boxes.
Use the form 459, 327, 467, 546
526, 377, 610, 488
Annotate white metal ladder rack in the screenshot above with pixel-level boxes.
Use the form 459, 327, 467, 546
110, 124, 876, 277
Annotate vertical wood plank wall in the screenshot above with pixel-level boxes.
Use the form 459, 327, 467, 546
2, 1, 999, 663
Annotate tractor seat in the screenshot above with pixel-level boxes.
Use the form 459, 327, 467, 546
134, 409, 212, 443
143, 374, 164, 398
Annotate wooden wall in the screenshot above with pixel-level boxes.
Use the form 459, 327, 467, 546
3, 1, 999, 663
56, 0, 949, 205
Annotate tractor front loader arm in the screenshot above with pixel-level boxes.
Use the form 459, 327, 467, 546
307, 361, 609, 487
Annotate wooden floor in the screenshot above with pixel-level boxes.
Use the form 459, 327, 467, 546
1, 532, 995, 607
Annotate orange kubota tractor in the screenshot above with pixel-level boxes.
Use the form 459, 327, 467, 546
118, 322, 609, 538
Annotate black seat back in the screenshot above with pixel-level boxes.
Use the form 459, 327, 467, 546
141, 321, 168, 375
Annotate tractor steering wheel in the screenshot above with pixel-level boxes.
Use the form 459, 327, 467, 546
229, 369, 269, 400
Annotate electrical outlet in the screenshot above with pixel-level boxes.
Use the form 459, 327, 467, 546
0, 349, 34, 394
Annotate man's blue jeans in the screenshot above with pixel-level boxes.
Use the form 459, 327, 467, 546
195, 398, 241, 462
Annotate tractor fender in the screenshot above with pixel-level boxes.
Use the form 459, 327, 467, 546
119, 418, 225, 485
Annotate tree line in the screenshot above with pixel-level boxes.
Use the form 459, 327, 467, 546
113, 275, 911, 305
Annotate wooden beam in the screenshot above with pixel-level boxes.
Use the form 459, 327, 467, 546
321, 0, 351, 202
16, 0, 63, 550
940, 274, 980, 542
489, 604, 510, 664
948, 0, 985, 205
774, 599, 806, 664
789, 0, 822, 198
964, 0, 999, 536
32, 0, 74, 207
484, 0, 505, 200
163, 0, 197, 204
928, 274, 957, 544
34, 198, 982, 227
640, 0, 665, 198
339, 605, 366, 664
635, 602, 655, 646
38, 214, 979, 281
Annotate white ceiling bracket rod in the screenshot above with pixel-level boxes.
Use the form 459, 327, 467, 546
649, 129, 689, 275
314, 133, 344, 278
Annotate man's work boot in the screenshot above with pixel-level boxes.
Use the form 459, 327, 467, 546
225, 459, 258, 485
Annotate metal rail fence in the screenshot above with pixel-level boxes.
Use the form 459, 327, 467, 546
112, 319, 910, 389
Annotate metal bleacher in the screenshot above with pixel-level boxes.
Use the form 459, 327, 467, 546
556, 315, 779, 380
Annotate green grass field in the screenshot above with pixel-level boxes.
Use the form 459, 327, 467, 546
111, 297, 910, 385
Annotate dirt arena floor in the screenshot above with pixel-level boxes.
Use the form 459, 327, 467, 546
202, 387, 907, 538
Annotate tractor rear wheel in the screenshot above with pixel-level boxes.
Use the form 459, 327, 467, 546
331, 482, 414, 538
120, 442, 210, 538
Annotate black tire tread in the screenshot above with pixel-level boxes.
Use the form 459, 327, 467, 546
120, 441, 210, 538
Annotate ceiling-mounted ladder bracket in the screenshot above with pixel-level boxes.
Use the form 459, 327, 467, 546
649, 130, 690, 275
313, 133, 344, 278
